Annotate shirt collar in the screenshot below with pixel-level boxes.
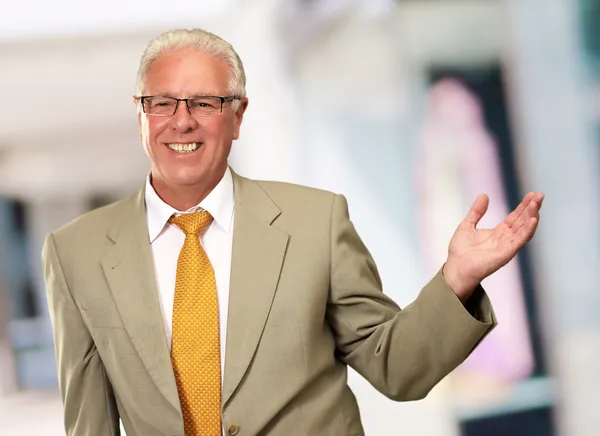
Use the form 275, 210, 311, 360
144, 167, 235, 242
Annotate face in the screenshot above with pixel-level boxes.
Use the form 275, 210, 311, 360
137, 48, 248, 192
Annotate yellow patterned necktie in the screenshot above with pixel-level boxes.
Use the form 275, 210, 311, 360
169, 211, 222, 436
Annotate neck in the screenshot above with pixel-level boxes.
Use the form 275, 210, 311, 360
151, 171, 224, 212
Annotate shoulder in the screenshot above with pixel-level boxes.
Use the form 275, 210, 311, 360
232, 171, 352, 224
252, 179, 341, 212
51, 191, 140, 247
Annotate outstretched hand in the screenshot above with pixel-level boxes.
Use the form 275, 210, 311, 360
442, 192, 544, 302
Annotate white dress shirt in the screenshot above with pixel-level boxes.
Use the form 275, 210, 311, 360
144, 167, 235, 375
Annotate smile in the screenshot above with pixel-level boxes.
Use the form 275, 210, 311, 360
166, 143, 202, 153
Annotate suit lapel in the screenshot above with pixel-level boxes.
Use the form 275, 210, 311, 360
100, 189, 181, 413
97, 174, 290, 410
223, 173, 289, 405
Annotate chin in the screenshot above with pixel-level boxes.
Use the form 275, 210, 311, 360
156, 159, 225, 188
151, 166, 199, 187
171, 172, 208, 187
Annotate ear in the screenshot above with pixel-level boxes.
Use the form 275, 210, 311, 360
134, 96, 143, 140
232, 98, 249, 140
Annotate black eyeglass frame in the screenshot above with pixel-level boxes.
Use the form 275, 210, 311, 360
135, 95, 241, 116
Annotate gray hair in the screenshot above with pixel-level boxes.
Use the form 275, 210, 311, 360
135, 28, 246, 110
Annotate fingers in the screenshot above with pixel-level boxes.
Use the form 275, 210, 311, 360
513, 216, 539, 249
464, 194, 489, 228
511, 200, 539, 231
511, 192, 544, 231
505, 192, 534, 228
532, 192, 545, 208
506, 192, 545, 229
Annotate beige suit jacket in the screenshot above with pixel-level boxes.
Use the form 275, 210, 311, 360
42, 172, 496, 436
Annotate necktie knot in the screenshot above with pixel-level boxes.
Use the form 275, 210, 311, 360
169, 211, 213, 236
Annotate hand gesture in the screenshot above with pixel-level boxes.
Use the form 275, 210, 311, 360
442, 192, 544, 301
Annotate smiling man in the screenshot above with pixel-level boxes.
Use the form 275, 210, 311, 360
42, 28, 544, 436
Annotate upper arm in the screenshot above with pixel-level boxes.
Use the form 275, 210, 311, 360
42, 233, 120, 436
326, 194, 400, 357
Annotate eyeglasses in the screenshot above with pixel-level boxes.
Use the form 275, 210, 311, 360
137, 95, 240, 116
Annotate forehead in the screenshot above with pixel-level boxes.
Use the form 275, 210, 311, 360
144, 48, 230, 96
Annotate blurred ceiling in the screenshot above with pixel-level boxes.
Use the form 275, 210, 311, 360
0, 0, 501, 199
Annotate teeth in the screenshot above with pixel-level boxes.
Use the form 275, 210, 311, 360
167, 143, 200, 153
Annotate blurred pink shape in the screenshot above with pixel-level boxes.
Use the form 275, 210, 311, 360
414, 78, 534, 383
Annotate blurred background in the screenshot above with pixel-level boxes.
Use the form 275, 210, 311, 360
1, 0, 599, 435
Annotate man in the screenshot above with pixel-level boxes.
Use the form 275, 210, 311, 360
42, 28, 543, 436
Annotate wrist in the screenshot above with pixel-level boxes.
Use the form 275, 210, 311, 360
442, 260, 477, 303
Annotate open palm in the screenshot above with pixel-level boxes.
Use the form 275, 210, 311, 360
444, 192, 544, 299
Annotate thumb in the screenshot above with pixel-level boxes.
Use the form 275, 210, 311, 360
464, 194, 489, 228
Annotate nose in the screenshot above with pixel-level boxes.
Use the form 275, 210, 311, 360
169, 100, 199, 133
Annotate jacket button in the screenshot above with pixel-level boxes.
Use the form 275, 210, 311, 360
227, 424, 240, 435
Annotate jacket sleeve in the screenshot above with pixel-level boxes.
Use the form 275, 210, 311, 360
42, 233, 121, 435
326, 194, 496, 401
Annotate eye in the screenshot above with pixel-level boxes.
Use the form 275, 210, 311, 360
190, 98, 219, 110
146, 97, 176, 107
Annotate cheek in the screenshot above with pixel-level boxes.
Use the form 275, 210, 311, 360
205, 118, 234, 143
143, 118, 168, 148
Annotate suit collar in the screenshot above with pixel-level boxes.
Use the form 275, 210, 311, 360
230, 168, 281, 224
106, 167, 280, 242
105, 188, 145, 244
